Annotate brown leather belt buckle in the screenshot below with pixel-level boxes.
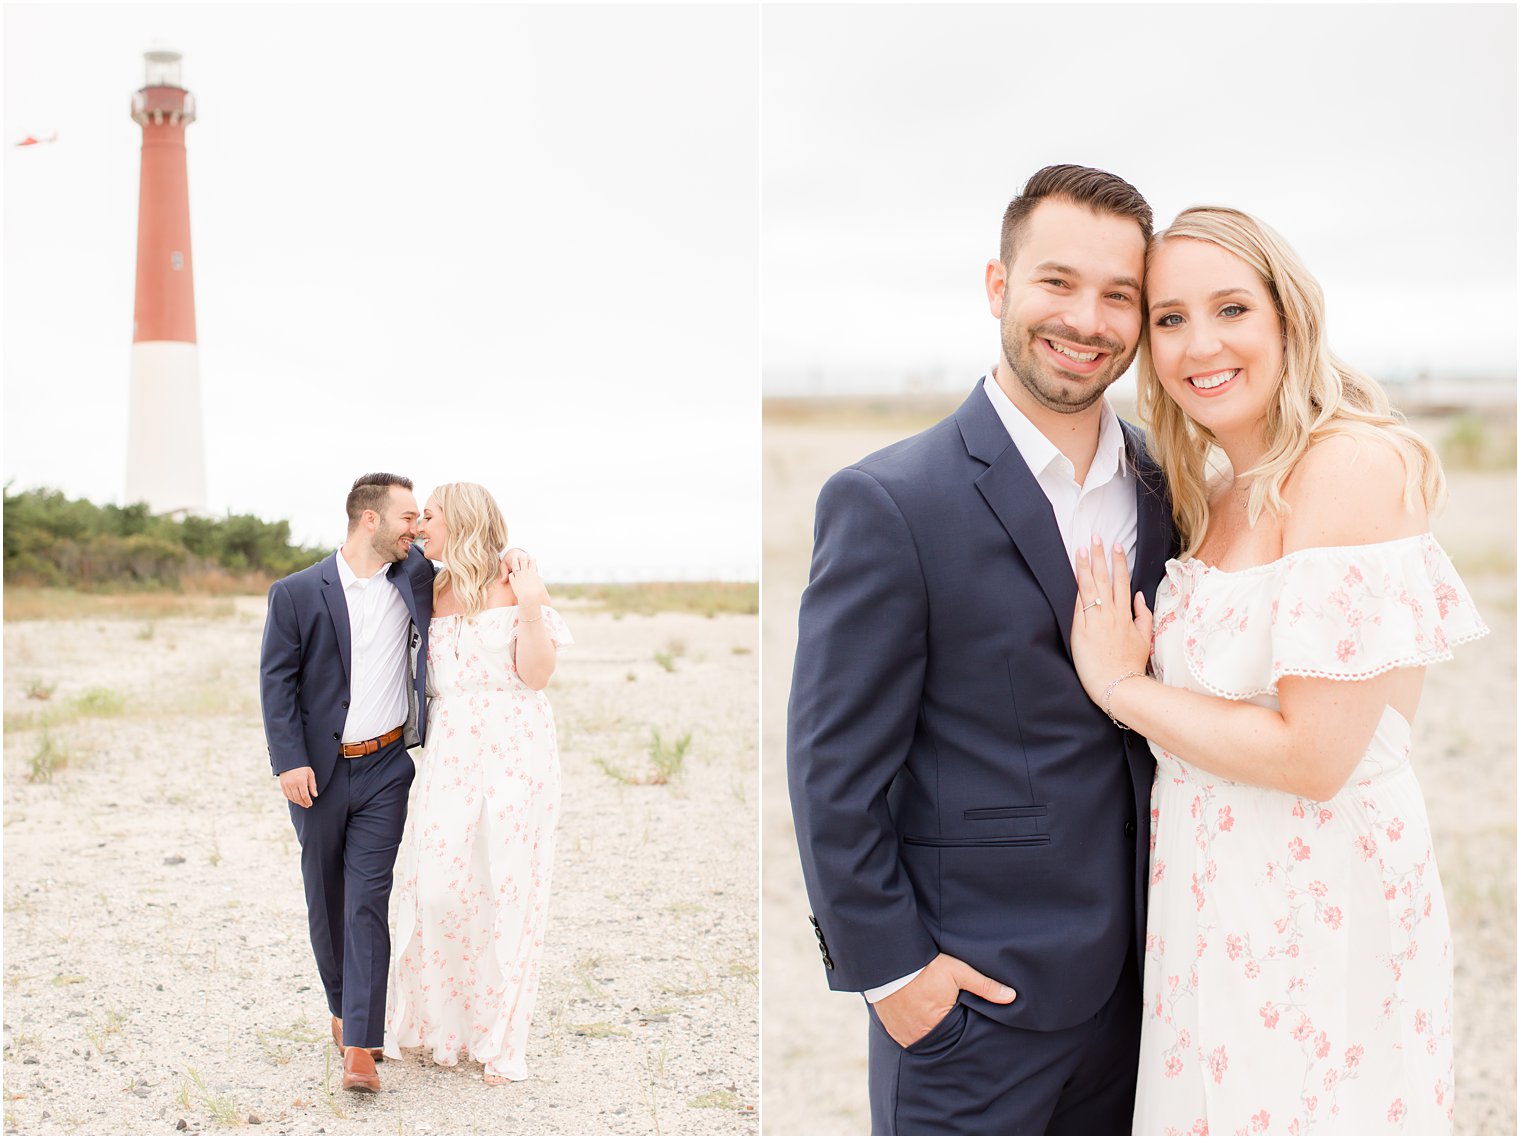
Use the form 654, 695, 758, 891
341, 725, 404, 759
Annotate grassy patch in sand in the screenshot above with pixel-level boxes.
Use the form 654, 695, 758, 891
4, 587, 238, 623
690, 1090, 744, 1110
24, 731, 70, 783
555, 581, 757, 617
6, 686, 129, 733
764, 394, 960, 433
567, 1022, 630, 1039
6, 671, 256, 736
1436, 413, 1518, 471
594, 727, 693, 786
187, 1066, 239, 1126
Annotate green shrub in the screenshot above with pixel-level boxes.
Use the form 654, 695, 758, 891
3, 485, 327, 589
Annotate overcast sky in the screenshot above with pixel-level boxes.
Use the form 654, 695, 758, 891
5, 4, 759, 581
6, 4, 1514, 573
763, 3, 1517, 395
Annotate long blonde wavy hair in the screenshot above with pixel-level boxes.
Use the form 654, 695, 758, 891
429, 482, 509, 620
1136, 206, 1445, 557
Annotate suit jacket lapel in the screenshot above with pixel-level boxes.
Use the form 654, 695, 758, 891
958, 386, 1080, 653
387, 551, 425, 627
320, 554, 353, 683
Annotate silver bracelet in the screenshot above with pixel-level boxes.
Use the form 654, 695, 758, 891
1102, 671, 1144, 730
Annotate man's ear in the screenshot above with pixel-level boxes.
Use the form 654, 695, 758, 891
985, 258, 1008, 320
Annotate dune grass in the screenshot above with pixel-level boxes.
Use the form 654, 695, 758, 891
764, 394, 959, 433
7, 580, 758, 622
769, 397, 1519, 476
3, 587, 237, 623
1435, 412, 1518, 471
25, 731, 69, 784
555, 581, 757, 617
594, 727, 694, 786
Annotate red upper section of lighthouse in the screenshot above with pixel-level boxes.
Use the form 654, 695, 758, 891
131, 70, 197, 345
132, 84, 197, 127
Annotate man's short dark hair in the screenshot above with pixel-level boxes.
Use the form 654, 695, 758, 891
346, 472, 412, 529
999, 164, 1153, 265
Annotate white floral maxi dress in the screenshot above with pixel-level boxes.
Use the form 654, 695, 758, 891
384, 605, 572, 1080
1133, 535, 1487, 1136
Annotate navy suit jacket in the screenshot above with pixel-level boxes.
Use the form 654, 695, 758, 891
787, 382, 1176, 1033
259, 546, 435, 795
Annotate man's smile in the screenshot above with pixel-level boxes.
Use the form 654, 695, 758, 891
1038, 334, 1111, 376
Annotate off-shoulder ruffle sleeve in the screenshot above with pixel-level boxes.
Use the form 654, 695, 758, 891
510, 604, 573, 649
1161, 534, 1488, 700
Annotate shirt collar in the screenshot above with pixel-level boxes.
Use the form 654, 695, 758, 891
336, 548, 390, 591
981, 370, 1130, 484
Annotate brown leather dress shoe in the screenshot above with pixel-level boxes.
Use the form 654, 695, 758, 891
341, 1046, 381, 1093
331, 1016, 383, 1061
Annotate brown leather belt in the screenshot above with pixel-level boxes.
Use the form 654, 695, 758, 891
340, 725, 405, 759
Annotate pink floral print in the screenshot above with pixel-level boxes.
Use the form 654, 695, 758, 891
1134, 537, 1484, 1136
1168, 534, 1487, 701
383, 605, 572, 1081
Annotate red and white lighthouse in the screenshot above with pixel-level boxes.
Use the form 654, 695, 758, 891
125, 47, 206, 516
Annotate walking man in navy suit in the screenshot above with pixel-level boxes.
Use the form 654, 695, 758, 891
260, 473, 435, 1093
788, 166, 1177, 1135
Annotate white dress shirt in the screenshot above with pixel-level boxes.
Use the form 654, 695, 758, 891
863, 373, 1140, 1004
981, 371, 1139, 572
335, 549, 412, 743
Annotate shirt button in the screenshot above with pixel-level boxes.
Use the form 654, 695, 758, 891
332, 732, 341, 741
1124, 819, 1137, 839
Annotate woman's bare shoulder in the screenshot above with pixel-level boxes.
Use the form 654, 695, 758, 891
1283, 428, 1424, 549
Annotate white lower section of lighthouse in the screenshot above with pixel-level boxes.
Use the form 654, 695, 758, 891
125, 340, 207, 515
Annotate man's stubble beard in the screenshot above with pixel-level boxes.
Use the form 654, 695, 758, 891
370, 521, 411, 564
1001, 317, 1135, 416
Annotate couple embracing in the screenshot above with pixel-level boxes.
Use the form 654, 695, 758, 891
259, 474, 572, 1091
788, 166, 1487, 1135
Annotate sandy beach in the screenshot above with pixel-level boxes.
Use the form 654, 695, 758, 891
760, 400, 1517, 1136
3, 595, 758, 1136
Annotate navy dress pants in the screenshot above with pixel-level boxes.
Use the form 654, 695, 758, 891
288, 736, 414, 1049
868, 952, 1141, 1136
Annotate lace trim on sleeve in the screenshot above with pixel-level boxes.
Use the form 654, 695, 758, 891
1172, 534, 1488, 700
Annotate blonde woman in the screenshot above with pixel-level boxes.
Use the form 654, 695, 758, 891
383, 482, 572, 1083
1069, 208, 1486, 1134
